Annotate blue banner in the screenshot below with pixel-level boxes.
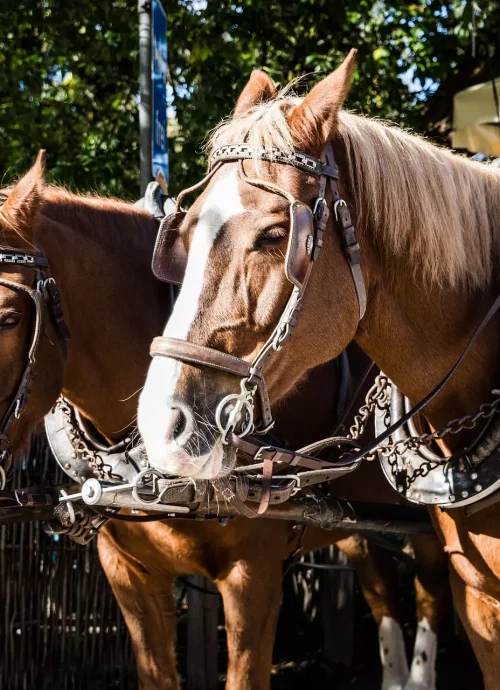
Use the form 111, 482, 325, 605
152, 0, 168, 186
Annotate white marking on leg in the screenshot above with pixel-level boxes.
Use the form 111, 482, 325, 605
138, 169, 246, 473
404, 617, 437, 690
379, 616, 409, 690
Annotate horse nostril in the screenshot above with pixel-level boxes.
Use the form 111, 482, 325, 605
164, 405, 189, 444
172, 407, 187, 440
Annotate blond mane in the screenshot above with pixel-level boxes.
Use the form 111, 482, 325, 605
208, 93, 500, 289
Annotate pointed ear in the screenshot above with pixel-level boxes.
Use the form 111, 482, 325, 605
289, 50, 357, 150
0, 150, 45, 243
234, 70, 277, 118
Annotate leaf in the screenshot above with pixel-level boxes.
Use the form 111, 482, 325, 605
373, 47, 390, 61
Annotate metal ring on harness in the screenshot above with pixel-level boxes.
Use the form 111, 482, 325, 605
215, 378, 257, 443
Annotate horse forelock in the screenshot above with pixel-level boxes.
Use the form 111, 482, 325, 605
207, 84, 500, 290
206, 85, 303, 174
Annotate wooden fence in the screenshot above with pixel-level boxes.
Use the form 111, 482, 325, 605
0, 433, 137, 690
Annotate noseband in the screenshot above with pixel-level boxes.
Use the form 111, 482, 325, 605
150, 142, 366, 441
0, 248, 70, 486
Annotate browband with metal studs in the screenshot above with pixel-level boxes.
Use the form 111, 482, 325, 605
0, 251, 49, 268
210, 144, 339, 178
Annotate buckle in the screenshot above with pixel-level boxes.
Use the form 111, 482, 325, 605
277, 474, 302, 496
313, 196, 327, 221
255, 419, 276, 435
255, 445, 276, 462
334, 199, 348, 221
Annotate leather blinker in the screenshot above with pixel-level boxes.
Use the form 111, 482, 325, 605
151, 212, 188, 285
285, 200, 314, 289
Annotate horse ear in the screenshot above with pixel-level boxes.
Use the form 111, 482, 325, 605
289, 50, 357, 149
233, 70, 277, 118
0, 150, 45, 243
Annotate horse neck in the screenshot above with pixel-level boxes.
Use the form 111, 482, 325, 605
353, 204, 500, 449
39, 193, 169, 442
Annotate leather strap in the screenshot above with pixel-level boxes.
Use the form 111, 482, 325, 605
210, 144, 339, 178
0, 251, 49, 268
230, 433, 361, 470
151, 337, 253, 378
151, 336, 274, 430
212, 478, 261, 519
325, 143, 367, 320
257, 458, 274, 514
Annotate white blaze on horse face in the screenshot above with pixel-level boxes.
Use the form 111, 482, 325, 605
379, 616, 409, 690
404, 617, 437, 690
138, 169, 246, 477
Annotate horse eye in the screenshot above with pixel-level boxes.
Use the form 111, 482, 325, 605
255, 227, 287, 248
0, 313, 22, 332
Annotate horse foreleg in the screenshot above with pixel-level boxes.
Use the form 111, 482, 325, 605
98, 526, 179, 690
405, 533, 447, 690
216, 558, 282, 690
337, 534, 408, 690
449, 564, 500, 690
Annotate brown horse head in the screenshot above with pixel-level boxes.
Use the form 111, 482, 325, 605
138, 53, 361, 479
0, 153, 65, 456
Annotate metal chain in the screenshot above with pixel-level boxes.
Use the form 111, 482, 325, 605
384, 390, 500, 487
347, 375, 500, 487
382, 389, 500, 457
349, 374, 390, 440
58, 398, 112, 480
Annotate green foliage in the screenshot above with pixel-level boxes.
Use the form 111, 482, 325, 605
163, 0, 500, 193
0, 0, 139, 197
0, 0, 498, 196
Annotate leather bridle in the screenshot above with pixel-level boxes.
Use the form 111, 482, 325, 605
151, 142, 367, 444
148, 140, 500, 517
0, 248, 70, 486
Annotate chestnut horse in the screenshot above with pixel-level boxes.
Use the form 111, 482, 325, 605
137, 51, 500, 687
0, 155, 444, 690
